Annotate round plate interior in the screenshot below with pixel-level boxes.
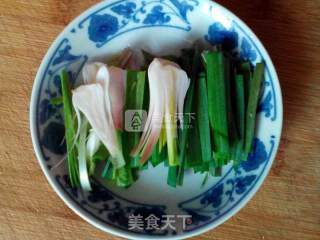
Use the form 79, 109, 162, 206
30, 0, 282, 239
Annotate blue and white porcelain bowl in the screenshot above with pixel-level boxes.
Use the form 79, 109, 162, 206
30, 0, 283, 239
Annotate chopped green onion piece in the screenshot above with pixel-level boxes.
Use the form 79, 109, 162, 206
185, 69, 203, 170
116, 166, 134, 187
60, 70, 79, 187
124, 70, 146, 168
177, 82, 194, 185
177, 45, 200, 186
103, 159, 116, 181
193, 162, 209, 173
197, 72, 212, 163
185, 117, 202, 168
140, 162, 148, 170
90, 144, 109, 176
77, 118, 92, 191
131, 168, 139, 181
167, 166, 178, 187
151, 142, 162, 167
245, 63, 264, 153
214, 167, 222, 176
102, 159, 112, 179
91, 144, 109, 162
204, 50, 229, 164
166, 118, 178, 167
116, 131, 133, 187
135, 72, 146, 108
235, 74, 246, 138
225, 57, 238, 145
239, 62, 252, 107
177, 165, 185, 186
232, 74, 245, 167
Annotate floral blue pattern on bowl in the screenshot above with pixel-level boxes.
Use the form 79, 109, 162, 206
30, 0, 282, 239
79, 0, 199, 47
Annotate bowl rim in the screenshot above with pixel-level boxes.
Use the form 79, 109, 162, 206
29, 0, 283, 239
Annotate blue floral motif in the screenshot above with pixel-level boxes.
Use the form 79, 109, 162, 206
40, 71, 74, 125
107, 208, 130, 229
241, 138, 267, 172
205, 22, 238, 50
169, 0, 195, 22
258, 90, 273, 118
178, 180, 231, 227
56, 175, 79, 198
53, 75, 62, 95
41, 122, 66, 155
37, 38, 87, 165
204, 19, 276, 121
52, 45, 81, 66
234, 175, 256, 194
240, 38, 257, 61
86, 183, 114, 203
178, 136, 272, 231
55, 176, 168, 234
182, 209, 211, 225
88, 14, 119, 43
81, 0, 198, 48
143, 6, 171, 24
200, 184, 223, 208
39, 99, 58, 124
111, 2, 137, 18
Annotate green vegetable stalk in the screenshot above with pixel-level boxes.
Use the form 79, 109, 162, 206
245, 63, 265, 153
60, 70, 79, 187
204, 50, 230, 165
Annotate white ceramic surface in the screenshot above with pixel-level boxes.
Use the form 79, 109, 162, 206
30, 0, 282, 239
